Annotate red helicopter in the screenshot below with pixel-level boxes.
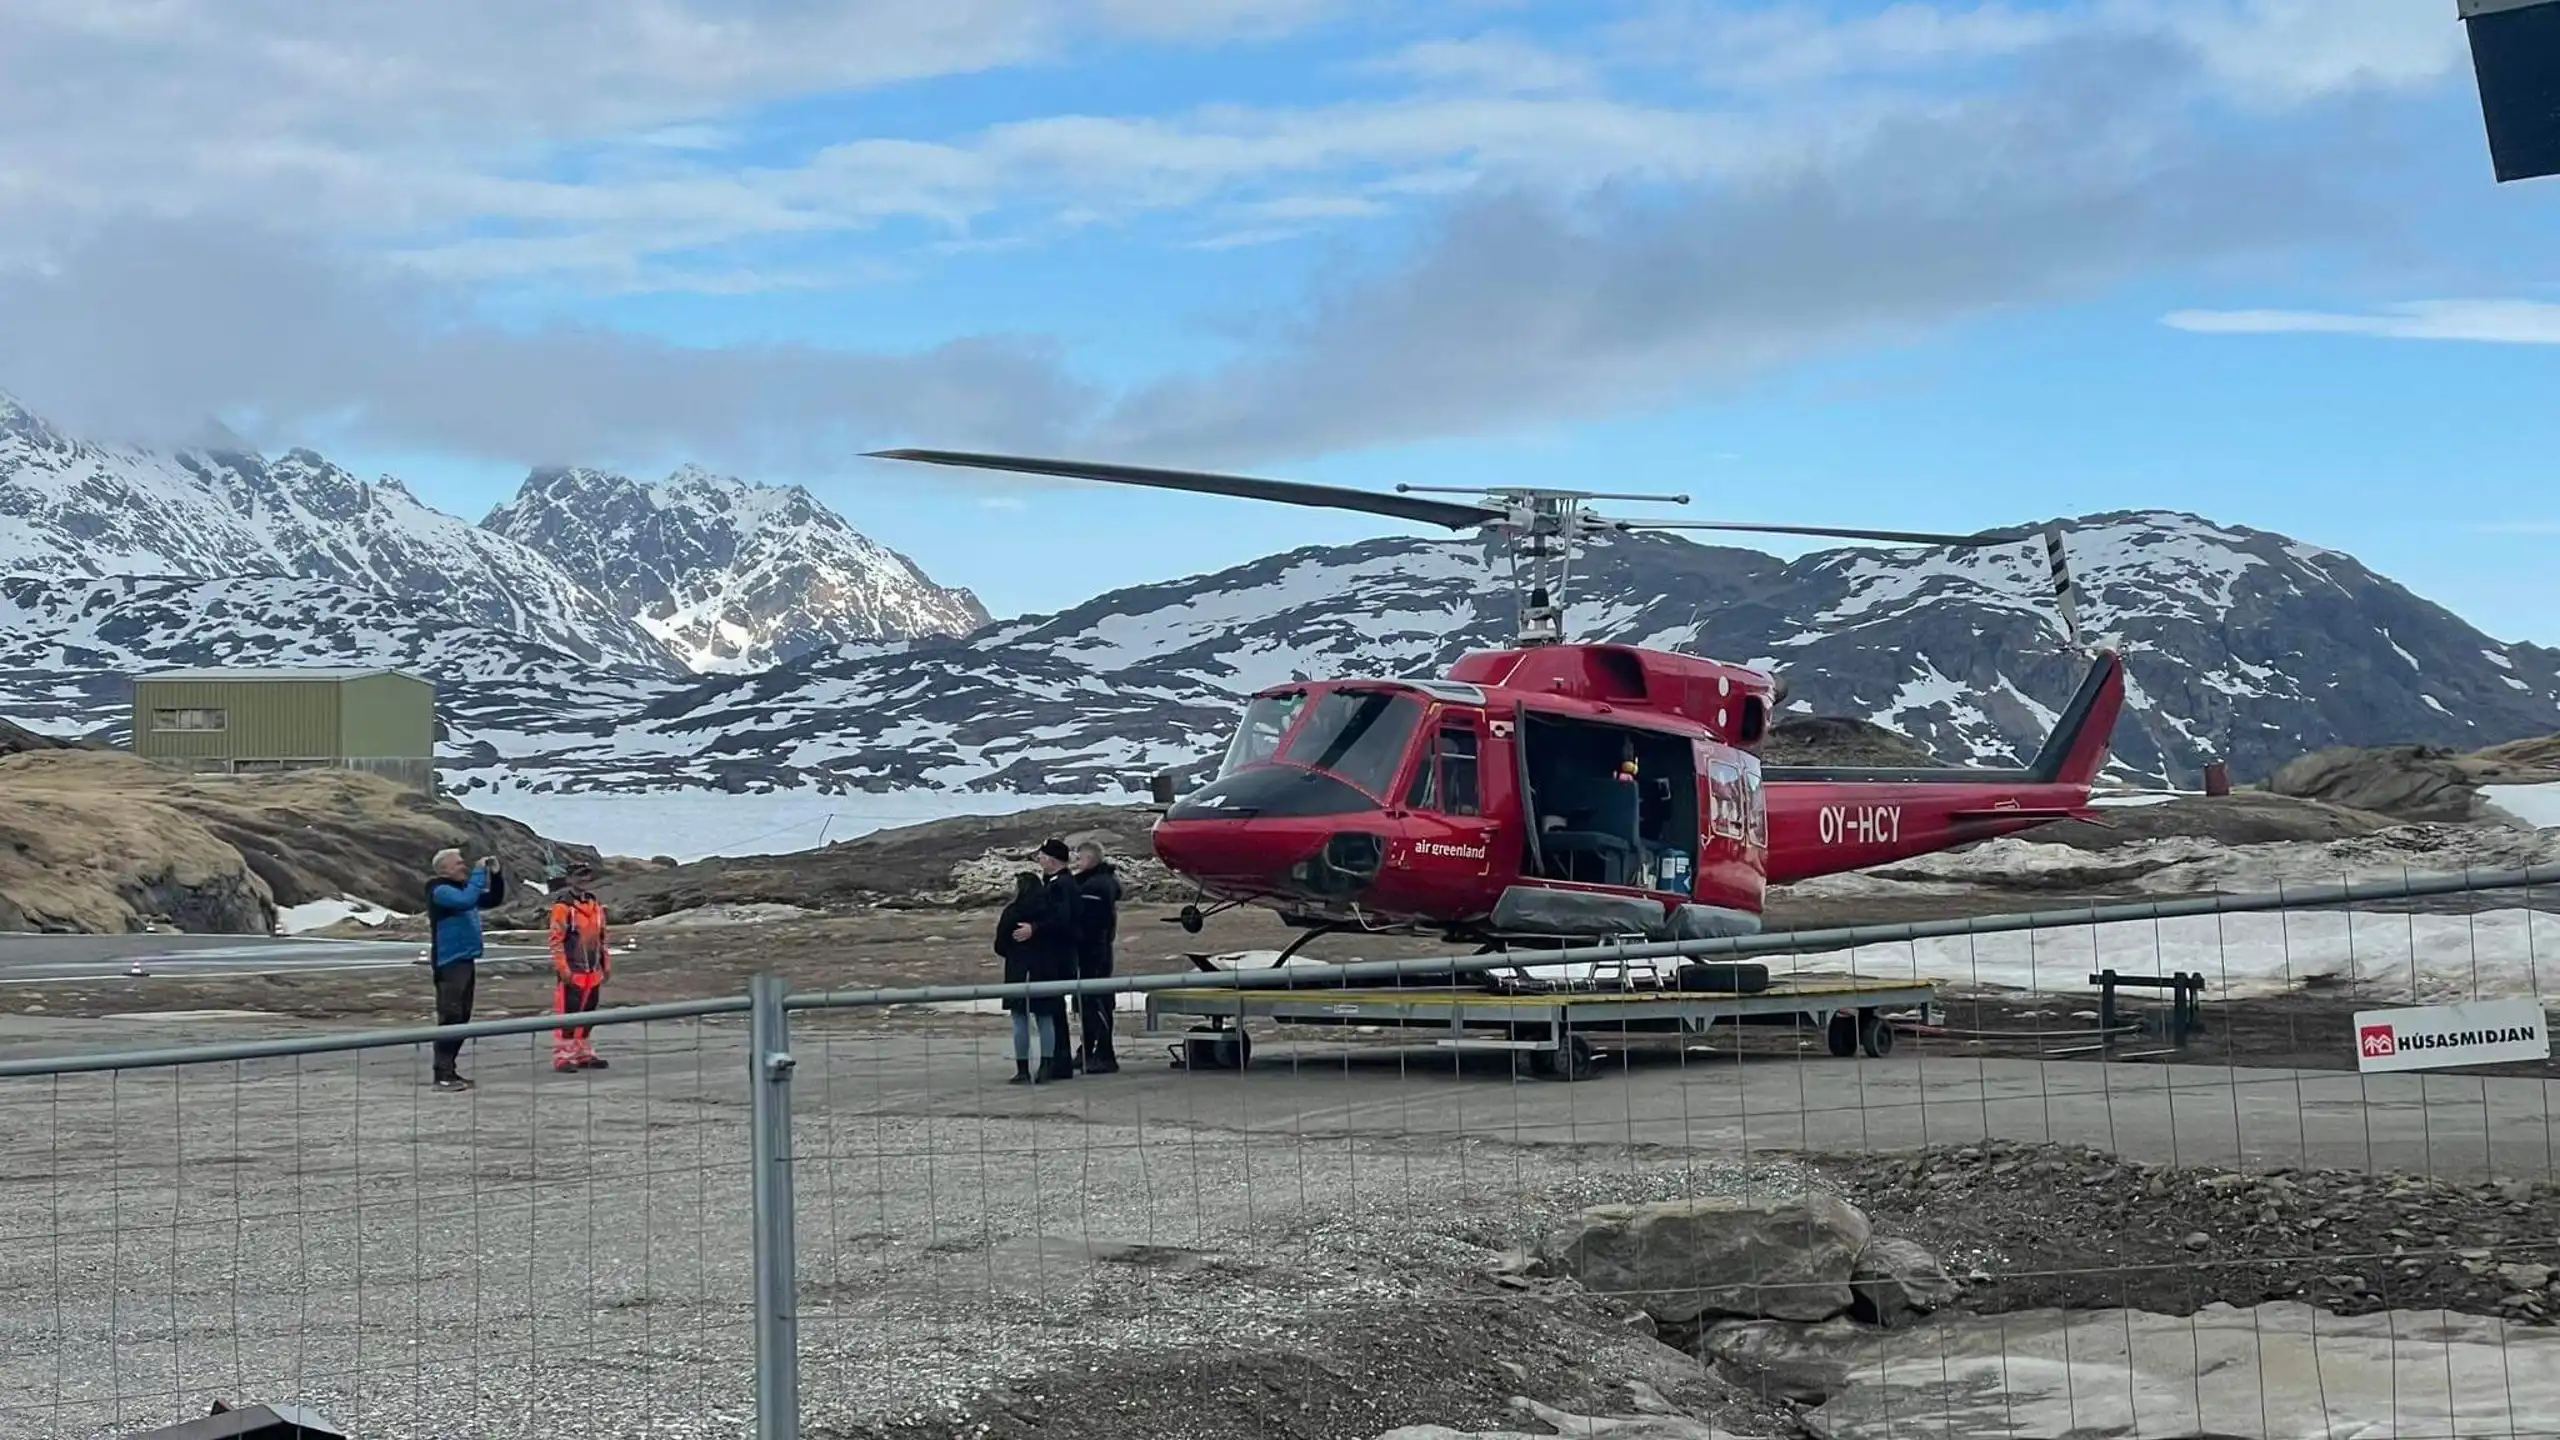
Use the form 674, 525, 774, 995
870, 449, 2126, 963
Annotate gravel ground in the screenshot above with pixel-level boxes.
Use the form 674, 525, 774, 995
0, 1018, 1833, 1440
1825, 1137, 2560, 1324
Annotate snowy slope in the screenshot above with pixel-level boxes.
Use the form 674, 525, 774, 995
0, 393, 677, 672
591, 515, 2560, 797
0, 575, 684, 767
5, 398, 2555, 811
483, 464, 988, 672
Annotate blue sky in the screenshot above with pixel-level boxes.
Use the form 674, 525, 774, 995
4, 0, 2557, 642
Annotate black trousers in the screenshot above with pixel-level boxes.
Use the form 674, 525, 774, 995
556, 976, 603, 1043
1077, 952, 1114, 1057
432, 959, 476, 1078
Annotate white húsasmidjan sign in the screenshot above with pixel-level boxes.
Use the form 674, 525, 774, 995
2354, 999, 2551, 1073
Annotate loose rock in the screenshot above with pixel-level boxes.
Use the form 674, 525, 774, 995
1374, 1396, 1749, 1439
1851, 1238, 1958, 1328
1542, 1193, 1872, 1324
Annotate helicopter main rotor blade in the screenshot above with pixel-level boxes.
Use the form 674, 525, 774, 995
1625, 519, 2004, 546
865, 449, 1508, 532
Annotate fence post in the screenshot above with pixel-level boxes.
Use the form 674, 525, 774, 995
748, 973, 800, 1440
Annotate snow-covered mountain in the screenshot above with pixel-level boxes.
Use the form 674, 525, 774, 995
0, 574, 685, 755
482, 464, 987, 671
482, 512, 2560, 797
0, 393, 679, 672
4, 386, 2555, 807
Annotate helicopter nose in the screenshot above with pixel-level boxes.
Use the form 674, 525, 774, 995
1153, 820, 1387, 898
1149, 817, 1281, 883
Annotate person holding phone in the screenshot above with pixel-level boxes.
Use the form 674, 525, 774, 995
424, 847, 507, 1091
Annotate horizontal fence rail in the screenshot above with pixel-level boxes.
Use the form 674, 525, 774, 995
0, 861, 2553, 1438
783, 862, 2560, 1010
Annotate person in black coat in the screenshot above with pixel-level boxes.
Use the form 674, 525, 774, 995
992, 872, 1062, 1084
1003, 839, 1083, 1081
1070, 841, 1124, 1073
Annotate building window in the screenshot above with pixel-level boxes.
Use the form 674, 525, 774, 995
153, 707, 228, 732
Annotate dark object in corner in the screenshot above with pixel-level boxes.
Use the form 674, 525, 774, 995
2464, 0, 2560, 182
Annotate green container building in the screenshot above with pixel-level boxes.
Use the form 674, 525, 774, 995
129, 667, 438, 793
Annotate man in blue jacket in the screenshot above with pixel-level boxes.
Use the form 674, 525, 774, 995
426, 847, 507, 1091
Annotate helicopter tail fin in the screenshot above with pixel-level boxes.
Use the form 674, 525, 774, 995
2024, 647, 2126, 788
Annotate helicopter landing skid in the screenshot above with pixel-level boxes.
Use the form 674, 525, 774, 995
1163, 897, 1250, 936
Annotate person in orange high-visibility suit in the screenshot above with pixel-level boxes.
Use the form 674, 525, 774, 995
549, 861, 611, 1072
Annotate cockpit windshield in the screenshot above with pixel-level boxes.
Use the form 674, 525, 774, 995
1276, 688, 1422, 799
1217, 691, 1306, 776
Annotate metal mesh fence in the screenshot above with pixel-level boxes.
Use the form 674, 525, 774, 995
784, 867, 2560, 1438
0, 866, 2555, 1438
0, 1009, 759, 1439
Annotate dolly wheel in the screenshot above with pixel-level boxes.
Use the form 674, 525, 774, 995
1858, 1010, 1894, 1059
1825, 1012, 1858, 1058
1531, 1034, 1595, 1081
1179, 905, 1206, 934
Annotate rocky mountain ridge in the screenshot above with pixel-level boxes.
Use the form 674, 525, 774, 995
564, 515, 2560, 796
0, 393, 988, 677
481, 463, 987, 671
4, 389, 2557, 801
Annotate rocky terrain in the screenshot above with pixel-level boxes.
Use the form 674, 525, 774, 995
0, 746, 589, 933
2270, 732, 2560, 824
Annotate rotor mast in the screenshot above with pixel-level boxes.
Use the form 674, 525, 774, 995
861, 448, 2086, 653
1395, 483, 1690, 645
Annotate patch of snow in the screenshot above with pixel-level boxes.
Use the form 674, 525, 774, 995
2422, 693, 2449, 714
2484, 781, 2560, 830
457, 788, 1074, 862
629, 902, 821, 929
276, 898, 404, 934
1791, 1301, 2560, 1440
2379, 626, 2421, 671
1767, 905, 2560, 1002
2485, 648, 2515, 670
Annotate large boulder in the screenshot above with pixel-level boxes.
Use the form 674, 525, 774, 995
1850, 1238, 1958, 1328
0, 748, 588, 934
2269, 745, 2484, 822
0, 752, 277, 932
1541, 1194, 1872, 1324
1761, 717, 1937, 768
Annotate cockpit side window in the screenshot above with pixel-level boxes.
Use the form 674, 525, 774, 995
1403, 718, 1482, 816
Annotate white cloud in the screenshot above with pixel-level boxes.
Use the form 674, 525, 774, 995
2163, 300, 2560, 346
2117, 0, 2467, 105
0, 0, 2491, 474
1092, 0, 1342, 40
1613, 0, 2462, 102
0, 0, 2473, 298
1364, 34, 1600, 94
1617, 1, 2067, 89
